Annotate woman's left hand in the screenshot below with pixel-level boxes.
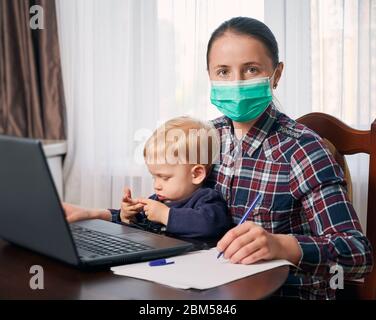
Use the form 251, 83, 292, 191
216, 221, 302, 265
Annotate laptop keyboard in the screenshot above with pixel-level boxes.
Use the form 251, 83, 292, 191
70, 225, 154, 257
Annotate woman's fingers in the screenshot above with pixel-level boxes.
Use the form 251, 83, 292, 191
217, 222, 272, 264
217, 222, 255, 253
240, 248, 268, 265
222, 227, 260, 260
228, 236, 265, 263
217, 222, 277, 265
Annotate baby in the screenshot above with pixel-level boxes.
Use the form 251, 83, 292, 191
109, 116, 231, 239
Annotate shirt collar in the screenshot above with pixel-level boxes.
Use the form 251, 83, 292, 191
222, 102, 279, 157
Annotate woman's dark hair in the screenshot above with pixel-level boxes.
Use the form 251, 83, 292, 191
206, 17, 279, 69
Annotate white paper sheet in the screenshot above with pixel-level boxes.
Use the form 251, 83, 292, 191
111, 248, 293, 290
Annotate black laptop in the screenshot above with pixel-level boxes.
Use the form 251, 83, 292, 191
0, 135, 193, 269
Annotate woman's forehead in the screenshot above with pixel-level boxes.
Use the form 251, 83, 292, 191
208, 32, 272, 68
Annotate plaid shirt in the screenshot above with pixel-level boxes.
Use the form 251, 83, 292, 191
206, 103, 373, 300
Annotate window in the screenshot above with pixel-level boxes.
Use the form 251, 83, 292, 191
156, 0, 264, 121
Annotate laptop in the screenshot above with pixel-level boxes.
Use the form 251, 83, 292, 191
0, 135, 193, 269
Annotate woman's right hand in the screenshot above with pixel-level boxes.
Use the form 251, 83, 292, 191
62, 202, 111, 223
120, 188, 145, 223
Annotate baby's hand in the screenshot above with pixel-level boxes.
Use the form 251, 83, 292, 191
120, 188, 144, 223
138, 198, 170, 226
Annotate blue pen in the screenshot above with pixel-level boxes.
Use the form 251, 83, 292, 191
148, 258, 175, 267
217, 193, 262, 259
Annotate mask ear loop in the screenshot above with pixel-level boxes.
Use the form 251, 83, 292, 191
269, 65, 279, 89
270, 63, 284, 112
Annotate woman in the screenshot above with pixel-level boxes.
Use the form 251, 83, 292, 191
64, 17, 373, 299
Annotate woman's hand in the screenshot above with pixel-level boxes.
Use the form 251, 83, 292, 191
120, 188, 145, 223
62, 202, 111, 223
138, 198, 170, 226
216, 221, 302, 265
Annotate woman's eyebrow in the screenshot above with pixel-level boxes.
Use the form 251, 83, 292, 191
243, 61, 262, 66
214, 64, 230, 69
213, 62, 262, 69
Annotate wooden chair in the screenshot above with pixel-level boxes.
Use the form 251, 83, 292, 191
296, 113, 376, 300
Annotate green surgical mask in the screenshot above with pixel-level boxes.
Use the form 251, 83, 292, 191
210, 77, 273, 122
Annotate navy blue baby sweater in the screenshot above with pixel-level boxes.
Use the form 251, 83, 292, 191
110, 187, 232, 239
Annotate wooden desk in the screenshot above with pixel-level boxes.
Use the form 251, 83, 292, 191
0, 239, 289, 300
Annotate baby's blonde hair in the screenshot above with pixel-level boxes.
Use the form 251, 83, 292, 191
143, 116, 220, 171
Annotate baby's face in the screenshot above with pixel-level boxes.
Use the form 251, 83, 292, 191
146, 163, 198, 202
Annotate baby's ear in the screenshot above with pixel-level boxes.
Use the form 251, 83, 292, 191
191, 165, 206, 185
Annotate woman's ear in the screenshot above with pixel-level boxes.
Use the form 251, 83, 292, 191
191, 165, 207, 185
273, 62, 284, 89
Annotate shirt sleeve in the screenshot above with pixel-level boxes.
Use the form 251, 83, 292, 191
108, 209, 121, 223
166, 191, 231, 238
289, 136, 373, 280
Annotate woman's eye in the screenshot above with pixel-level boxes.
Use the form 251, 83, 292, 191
217, 69, 229, 77
245, 66, 258, 74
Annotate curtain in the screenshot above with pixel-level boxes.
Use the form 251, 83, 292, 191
0, 0, 66, 139
57, 0, 375, 231
310, 0, 376, 230
56, 0, 263, 209
56, 0, 160, 208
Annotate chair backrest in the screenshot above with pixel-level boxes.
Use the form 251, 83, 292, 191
296, 112, 376, 299
321, 138, 353, 202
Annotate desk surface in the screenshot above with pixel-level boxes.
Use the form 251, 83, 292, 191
0, 239, 289, 300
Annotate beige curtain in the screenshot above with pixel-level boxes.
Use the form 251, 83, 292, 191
0, 0, 66, 139
310, 0, 376, 231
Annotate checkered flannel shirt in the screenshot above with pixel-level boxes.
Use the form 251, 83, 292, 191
205, 103, 373, 299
